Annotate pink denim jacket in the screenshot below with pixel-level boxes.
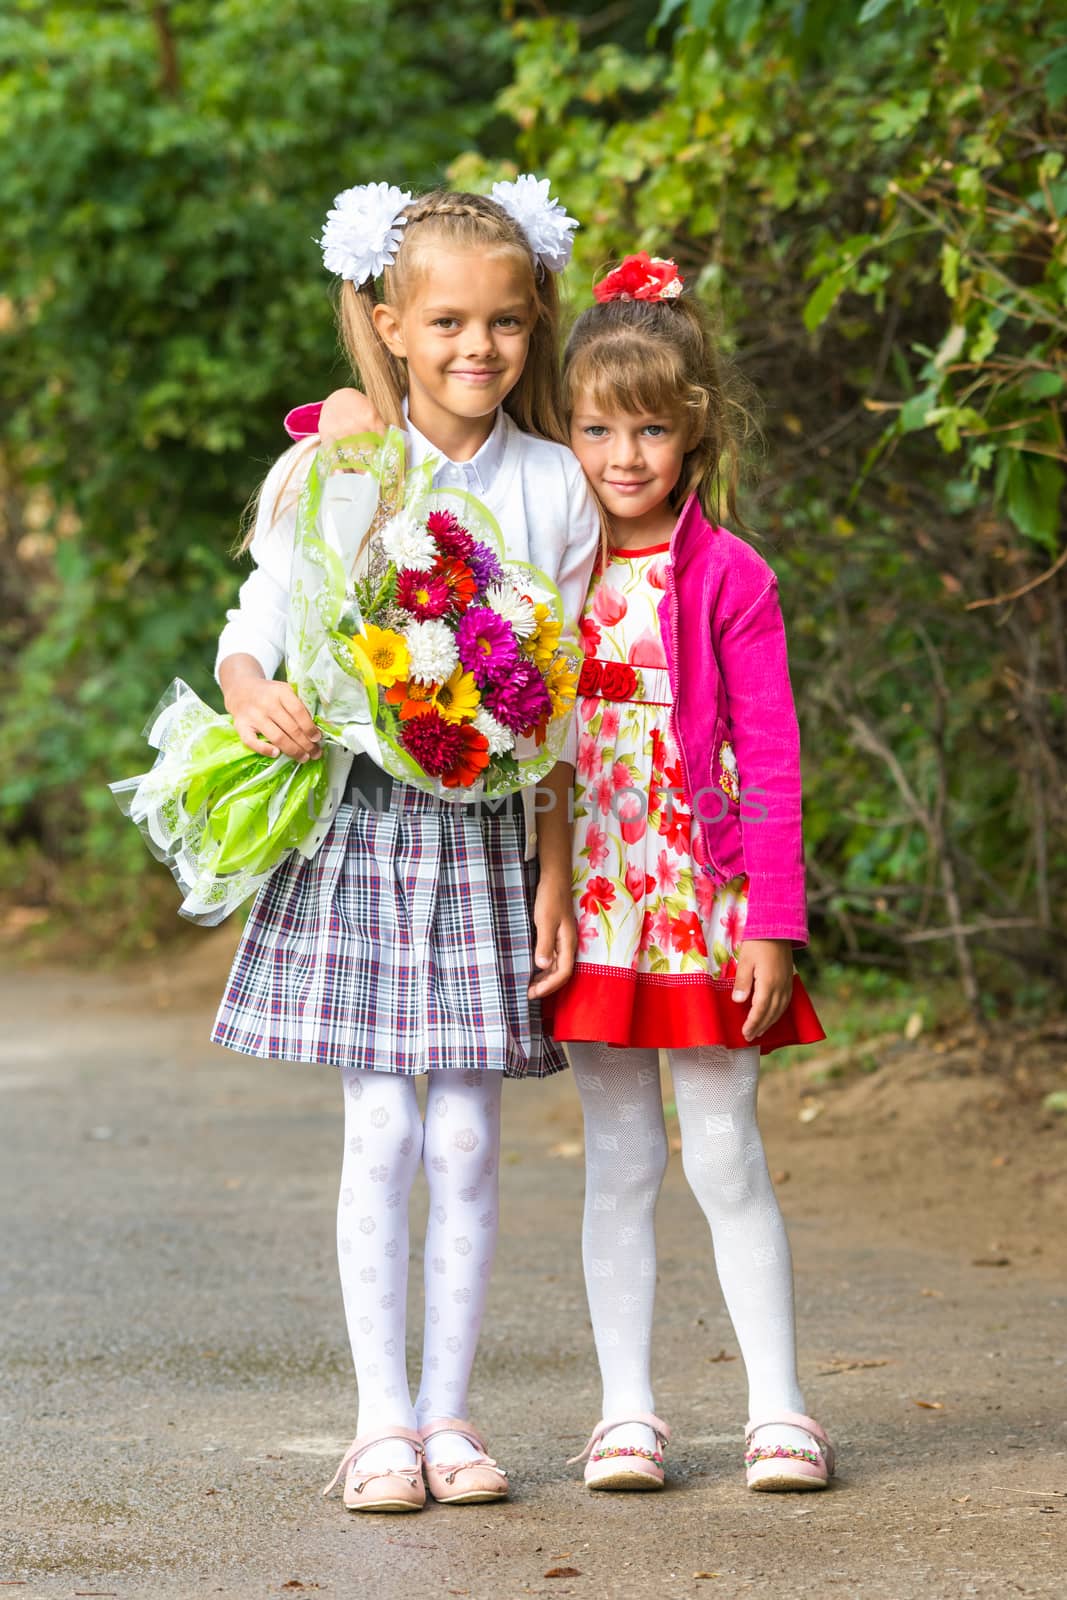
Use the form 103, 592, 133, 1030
659, 495, 809, 944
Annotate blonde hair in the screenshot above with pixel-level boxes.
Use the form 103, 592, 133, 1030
563, 295, 757, 527
340, 189, 567, 444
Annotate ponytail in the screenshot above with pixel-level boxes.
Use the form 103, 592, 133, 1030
339, 281, 407, 429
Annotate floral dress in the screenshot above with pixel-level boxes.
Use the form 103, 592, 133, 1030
547, 543, 824, 1054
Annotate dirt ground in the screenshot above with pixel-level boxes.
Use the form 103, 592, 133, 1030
1, 932, 1065, 1599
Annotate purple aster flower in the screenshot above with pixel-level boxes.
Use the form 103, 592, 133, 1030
456, 606, 520, 687
484, 658, 552, 735
466, 540, 503, 590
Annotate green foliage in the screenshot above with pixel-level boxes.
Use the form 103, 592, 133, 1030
454, 0, 1065, 1000
3, 0, 1063, 1000
0, 0, 512, 936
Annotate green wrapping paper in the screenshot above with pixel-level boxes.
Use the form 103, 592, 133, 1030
111, 428, 582, 925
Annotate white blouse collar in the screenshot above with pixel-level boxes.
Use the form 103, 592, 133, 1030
403, 401, 509, 497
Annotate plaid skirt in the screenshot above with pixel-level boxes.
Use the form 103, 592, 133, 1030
210, 773, 566, 1079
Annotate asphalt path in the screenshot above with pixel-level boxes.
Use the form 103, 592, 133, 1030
1, 960, 1063, 1599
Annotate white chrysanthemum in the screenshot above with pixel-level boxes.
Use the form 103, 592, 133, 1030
404, 619, 459, 685
474, 707, 516, 756
379, 510, 436, 571
483, 581, 537, 640
319, 182, 413, 286
491, 174, 578, 273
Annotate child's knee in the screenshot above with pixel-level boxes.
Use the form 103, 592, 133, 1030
680, 1120, 764, 1213
343, 1071, 424, 1168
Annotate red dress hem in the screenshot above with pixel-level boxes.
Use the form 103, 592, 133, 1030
546, 966, 825, 1055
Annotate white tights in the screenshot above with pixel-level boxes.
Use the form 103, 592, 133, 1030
570, 1042, 809, 1459
336, 1066, 502, 1470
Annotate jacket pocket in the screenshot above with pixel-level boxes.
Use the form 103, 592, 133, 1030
713, 728, 741, 806
691, 720, 738, 826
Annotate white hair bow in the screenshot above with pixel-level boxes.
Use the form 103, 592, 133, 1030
491, 174, 579, 274
318, 182, 413, 288
318, 173, 578, 285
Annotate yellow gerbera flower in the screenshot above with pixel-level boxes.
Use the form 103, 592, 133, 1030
545, 654, 578, 720
434, 665, 481, 725
350, 624, 410, 687
526, 602, 562, 670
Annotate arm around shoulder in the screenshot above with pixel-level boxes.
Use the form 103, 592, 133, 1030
555, 458, 602, 634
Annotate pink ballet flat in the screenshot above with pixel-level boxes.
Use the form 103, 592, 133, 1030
568, 1413, 670, 1491
744, 1412, 835, 1491
322, 1426, 426, 1512
419, 1418, 509, 1505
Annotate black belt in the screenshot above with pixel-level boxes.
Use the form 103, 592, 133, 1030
344, 752, 394, 812
343, 752, 521, 820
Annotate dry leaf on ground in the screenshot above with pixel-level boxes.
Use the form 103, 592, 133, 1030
914, 1399, 946, 1410
816, 1357, 889, 1375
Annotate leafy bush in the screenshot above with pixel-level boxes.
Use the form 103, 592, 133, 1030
0, 0, 512, 940
453, 0, 1065, 1004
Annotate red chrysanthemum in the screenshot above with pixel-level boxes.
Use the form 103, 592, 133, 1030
434, 555, 477, 613
396, 567, 450, 620
440, 724, 491, 789
399, 706, 463, 777
426, 508, 464, 537
593, 252, 684, 304
427, 509, 474, 563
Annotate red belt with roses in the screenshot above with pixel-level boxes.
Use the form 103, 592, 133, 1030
577, 658, 673, 707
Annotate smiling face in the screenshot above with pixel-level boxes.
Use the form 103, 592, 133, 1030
372, 247, 535, 458
569, 396, 693, 546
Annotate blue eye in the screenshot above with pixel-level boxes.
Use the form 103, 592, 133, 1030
582, 425, 609, 438
643, 425, 668, 437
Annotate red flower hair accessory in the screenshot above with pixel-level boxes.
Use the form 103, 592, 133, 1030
594, 253, 684, 304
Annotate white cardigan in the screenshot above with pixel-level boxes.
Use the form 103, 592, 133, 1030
215, 410, 601, 856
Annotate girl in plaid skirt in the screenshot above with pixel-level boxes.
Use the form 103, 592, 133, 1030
212, 182, 600, 1511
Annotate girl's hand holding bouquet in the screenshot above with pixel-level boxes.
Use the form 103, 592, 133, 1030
112, 427, 581, 924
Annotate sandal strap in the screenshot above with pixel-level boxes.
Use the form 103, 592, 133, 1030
744, 1413, 834, 1475
322, 1426, 425, 1497
567, 1412, 671, 1466
418, 1416, 489, 1454
419, 1418, 508, 1483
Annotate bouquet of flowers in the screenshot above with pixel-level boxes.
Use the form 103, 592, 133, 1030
111, 428, 581, 924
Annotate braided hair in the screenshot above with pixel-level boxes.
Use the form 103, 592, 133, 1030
340, 189, 566, 445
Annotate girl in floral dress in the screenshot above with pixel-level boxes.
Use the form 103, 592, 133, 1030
547, 254, 834, 1495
